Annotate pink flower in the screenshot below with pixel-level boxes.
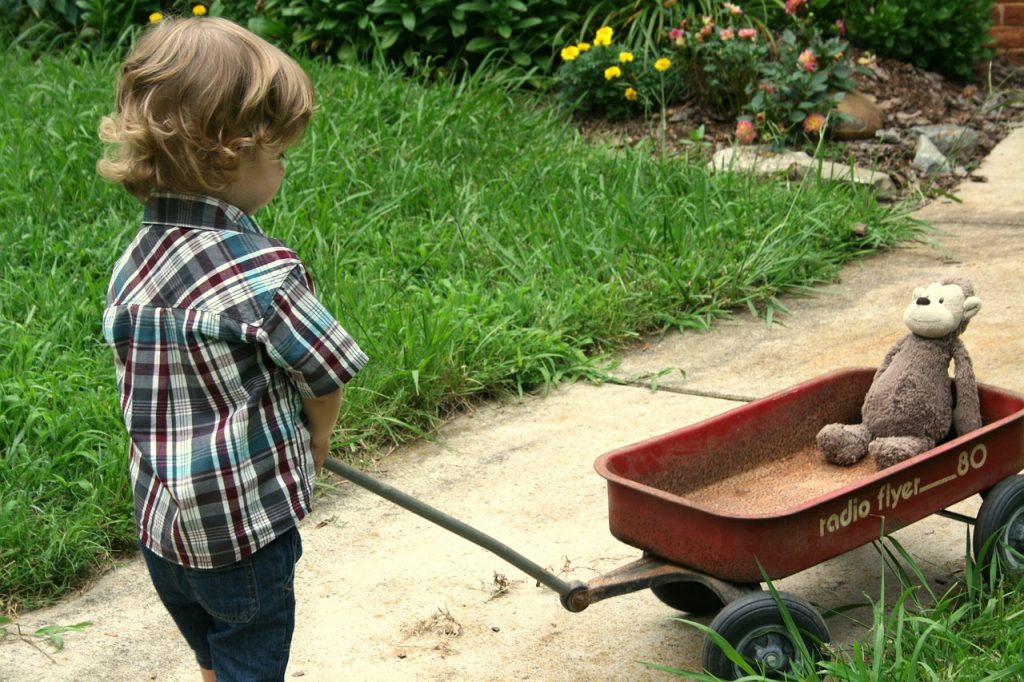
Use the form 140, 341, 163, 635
719, 28, 735, 41
759, 81, 775, 94
798, 49, 817, 72
735, 118, 757, 144
785, 0, 807, 15
738, 28, 757, 40
803, 112, 826, 135
835, 19, 846, 37
668, 27, 684, 41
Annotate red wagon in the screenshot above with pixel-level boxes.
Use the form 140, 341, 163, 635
587, 367, 1024, 677
327, 367, 1024, 679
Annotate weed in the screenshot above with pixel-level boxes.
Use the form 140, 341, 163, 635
0, 616, 92, 662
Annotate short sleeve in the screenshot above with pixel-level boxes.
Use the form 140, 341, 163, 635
259, 265, 369, 398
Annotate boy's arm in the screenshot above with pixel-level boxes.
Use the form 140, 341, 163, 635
302, 388, 343, 471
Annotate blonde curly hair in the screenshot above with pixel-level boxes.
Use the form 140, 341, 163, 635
98, 16, 314, 201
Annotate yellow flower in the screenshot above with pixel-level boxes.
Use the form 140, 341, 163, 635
149, 11, 164, 23
618, 51, 634, 63
577, 42, 591, 52
654, 57, 672, 72
604, 65, 622, 80
192, 4, 207, 15
594, 26, 614, 47
561, 45, 580, 61
624, 87, 638, 101
857, 52, 877, 66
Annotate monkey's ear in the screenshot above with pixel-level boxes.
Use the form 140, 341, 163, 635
963, 295, 981, 321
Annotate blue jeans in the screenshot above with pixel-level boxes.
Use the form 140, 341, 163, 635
140, 526, 303, 681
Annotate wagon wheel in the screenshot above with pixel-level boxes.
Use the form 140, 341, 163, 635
650, 579, 760, 616
973, 475, 1024, 581
701, 591, 830, 680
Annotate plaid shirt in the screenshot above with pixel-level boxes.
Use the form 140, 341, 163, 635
103, 194, 368, 568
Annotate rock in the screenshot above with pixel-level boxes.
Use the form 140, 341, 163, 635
833, 91, 884, 141
708, 146, 813, 174
875, 128, 902, 144
816, 160, 898, 199
909, 124, 980, 162
708, 145, 897, 199
912, 135, 951, 175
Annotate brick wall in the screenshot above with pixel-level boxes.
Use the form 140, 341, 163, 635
993, 1, 1024, 63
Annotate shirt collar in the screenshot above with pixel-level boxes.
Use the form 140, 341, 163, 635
143, 193, 265, 236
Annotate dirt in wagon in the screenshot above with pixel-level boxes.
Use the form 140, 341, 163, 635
641, 446, 879, 515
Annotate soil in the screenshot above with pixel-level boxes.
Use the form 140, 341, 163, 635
576, 51, 1024, 205
659, 447, 878, 516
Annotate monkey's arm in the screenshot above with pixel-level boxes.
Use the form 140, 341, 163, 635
952, 338, 982, 435
873, 335, 906, 381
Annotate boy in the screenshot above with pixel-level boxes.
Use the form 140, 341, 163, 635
98, 16, 368, 682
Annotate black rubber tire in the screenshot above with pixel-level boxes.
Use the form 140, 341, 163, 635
702, 591, 830, 680
650, 579, 760, 616
973, 475, 1024, 581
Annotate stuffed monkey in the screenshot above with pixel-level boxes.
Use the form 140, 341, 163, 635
817, 276, 982, 469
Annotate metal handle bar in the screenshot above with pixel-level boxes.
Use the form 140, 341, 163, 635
323, 458, 585, 608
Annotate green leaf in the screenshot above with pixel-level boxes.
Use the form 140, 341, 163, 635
465, 36, 498, 52
378, 28, 401, 50
455, 1, 491, 12
513, 17, 543, 30
401, 10, 415, 31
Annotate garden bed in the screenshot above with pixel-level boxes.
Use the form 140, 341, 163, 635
576, 51, 1024, 205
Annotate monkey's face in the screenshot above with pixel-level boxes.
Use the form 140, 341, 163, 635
903, 281, 979, 338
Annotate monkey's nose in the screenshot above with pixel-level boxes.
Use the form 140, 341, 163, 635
916, 297, 930, 305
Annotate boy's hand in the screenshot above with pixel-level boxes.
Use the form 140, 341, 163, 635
301, 388, 344, 472
311, 436, 332, 472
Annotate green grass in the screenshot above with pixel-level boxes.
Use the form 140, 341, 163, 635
0, 48, 923, 613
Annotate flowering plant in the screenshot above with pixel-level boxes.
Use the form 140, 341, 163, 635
554, 25, 680, 120
663, 0, 859, 144
665, 3, 770, 119
743, 11, 858, 142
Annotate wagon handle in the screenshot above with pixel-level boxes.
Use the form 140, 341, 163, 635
323, 458, 587, 610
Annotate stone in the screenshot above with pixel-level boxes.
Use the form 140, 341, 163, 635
833, 91, 884, 141
708, 145, 897, 199
910, 124, 981, 162
707, 146, 812, 174
816, 160, 897, 199
875, 128, 903, 144
912, 135, 951, 175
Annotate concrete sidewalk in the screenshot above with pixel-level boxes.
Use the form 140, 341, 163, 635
7, 128, 1024, 681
